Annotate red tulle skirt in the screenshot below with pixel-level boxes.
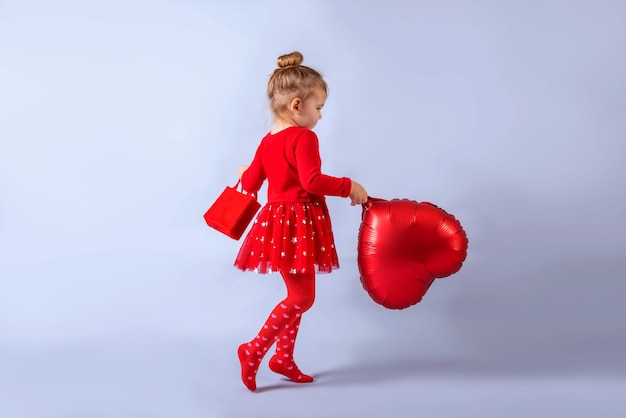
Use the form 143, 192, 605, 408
234, 201, 339, 274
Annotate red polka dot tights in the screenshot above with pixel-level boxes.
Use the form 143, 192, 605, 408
238, 271, 315, 391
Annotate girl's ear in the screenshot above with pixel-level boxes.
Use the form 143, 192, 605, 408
289, 97, 302, 114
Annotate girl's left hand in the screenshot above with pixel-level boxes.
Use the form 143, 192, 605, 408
238, 165, 250, 179
349, 180, 368, 206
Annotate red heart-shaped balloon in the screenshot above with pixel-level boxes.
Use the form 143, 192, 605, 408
357, 198, 468, 309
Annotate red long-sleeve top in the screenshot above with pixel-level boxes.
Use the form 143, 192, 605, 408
241, 126, 351, 203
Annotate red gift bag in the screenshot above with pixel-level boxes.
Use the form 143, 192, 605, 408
203, 180, 261, 240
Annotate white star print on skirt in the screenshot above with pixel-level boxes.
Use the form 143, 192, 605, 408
234, 201, 339, 274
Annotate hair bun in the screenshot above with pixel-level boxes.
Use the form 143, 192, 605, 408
277, 51, 303, 68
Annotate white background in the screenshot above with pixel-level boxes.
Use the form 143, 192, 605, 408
1, 0, 625, 417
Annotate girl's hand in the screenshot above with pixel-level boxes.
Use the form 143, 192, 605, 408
349, 180, 368, 206
238, 165, 250, 179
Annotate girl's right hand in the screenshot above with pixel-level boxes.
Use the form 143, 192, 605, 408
238, 165, 250, 179
349, 180, 368, 206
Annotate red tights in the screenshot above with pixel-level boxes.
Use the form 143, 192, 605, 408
238, 271, 316, 391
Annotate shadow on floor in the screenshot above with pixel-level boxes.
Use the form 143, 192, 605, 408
308, 354, 625, 388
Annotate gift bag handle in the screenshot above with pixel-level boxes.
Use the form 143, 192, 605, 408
234, 179, 258, 200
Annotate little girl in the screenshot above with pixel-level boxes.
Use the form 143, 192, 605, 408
234, 51, 368, 391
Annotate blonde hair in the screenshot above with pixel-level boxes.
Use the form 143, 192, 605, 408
267, 51, 328, 116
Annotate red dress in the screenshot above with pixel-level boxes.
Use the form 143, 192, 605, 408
234, 126, 351, 274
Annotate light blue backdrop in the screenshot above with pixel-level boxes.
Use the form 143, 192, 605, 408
1, 1, 625, 417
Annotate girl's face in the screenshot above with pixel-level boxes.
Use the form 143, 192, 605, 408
294, 89, 326, 130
